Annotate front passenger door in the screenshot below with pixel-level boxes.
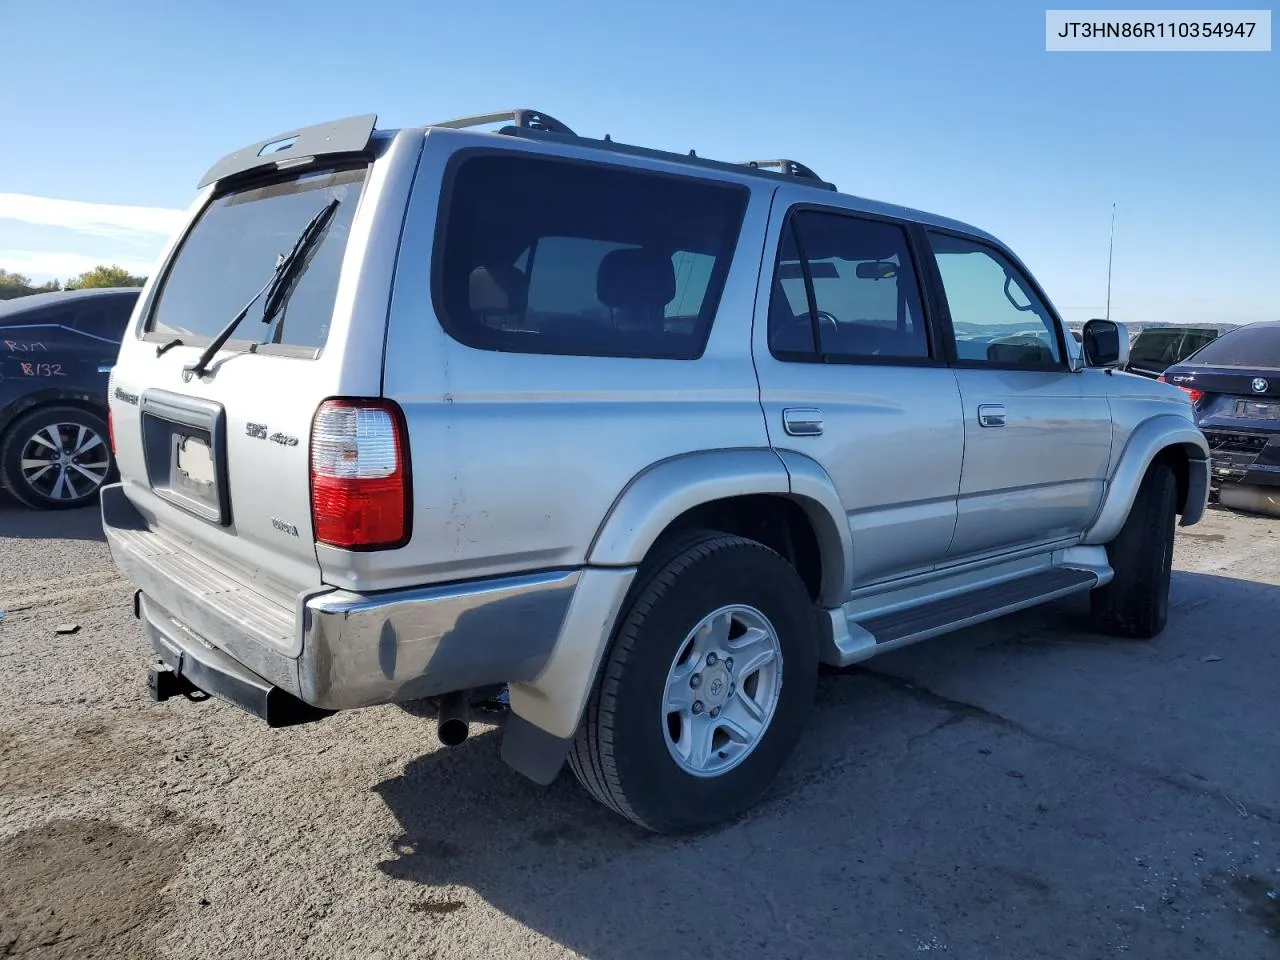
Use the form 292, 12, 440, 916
925, 230, 1113, 562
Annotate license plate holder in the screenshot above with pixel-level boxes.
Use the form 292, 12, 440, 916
140, 390, 230, 525
1236, 399, 1280, 420
173, 434, 217, 494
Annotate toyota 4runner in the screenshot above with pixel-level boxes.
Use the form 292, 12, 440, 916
102, 109, 1210, 833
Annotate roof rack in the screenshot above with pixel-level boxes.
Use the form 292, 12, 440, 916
432, 109, 576, 136
429, 109, 836, 191
737, 159, 826, 183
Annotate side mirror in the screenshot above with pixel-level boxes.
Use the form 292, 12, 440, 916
1082, 318, 1129, 369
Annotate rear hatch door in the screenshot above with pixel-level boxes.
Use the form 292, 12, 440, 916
110, 163, 375, 599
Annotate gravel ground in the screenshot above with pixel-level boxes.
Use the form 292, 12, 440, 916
1, 494, 1278, 960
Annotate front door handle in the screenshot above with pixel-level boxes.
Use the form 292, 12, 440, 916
782, 407, 824, 437
977, 403, 1006, 428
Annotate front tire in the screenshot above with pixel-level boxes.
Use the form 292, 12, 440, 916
569, 532, 819, 833
1090, 460, 1178, 639
0, 405, 114, 510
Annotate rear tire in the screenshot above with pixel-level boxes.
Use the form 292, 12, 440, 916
0, 405, 114, 510
1090, 460, 1178, 639
568, 531, 819, 834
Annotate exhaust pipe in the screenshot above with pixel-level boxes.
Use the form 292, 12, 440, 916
437, 690, 471, 746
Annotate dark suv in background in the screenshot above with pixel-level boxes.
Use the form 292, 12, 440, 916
1126, 327, 1233, 378
0, 287, 139, 509
1124, 325, 1232, 380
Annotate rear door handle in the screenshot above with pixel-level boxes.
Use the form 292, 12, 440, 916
977, 403, 1006, 428
782, 407, 824, 437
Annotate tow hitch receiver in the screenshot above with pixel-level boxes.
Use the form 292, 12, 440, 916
147, 660, 199, 702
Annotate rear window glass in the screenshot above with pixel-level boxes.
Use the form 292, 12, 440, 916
1183, 324, 1280, 367
73, 295, 138, 340
435, 153, 748, 359
146, 166, 367, 351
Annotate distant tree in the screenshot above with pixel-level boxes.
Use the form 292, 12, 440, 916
64, 264, 146, 290
0, 269, 60, 300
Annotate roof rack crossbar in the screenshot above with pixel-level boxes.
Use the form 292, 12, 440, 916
496, 127, 838, 191
432, 109, 576, 136
738, 159, 825, 182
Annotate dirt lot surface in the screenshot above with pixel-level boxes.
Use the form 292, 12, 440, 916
1, 495, 1278, 960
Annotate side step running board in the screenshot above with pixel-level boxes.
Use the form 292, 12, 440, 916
864, 566, 1097, 646
824, 565, 1100, 666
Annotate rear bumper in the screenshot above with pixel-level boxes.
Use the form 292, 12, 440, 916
102, 483, 580, 717
1203, 427, 1280, 488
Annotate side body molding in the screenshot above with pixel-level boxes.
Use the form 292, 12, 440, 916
1083, 414, 1211, 545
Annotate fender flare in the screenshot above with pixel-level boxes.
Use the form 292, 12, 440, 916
585, 447, 851, 606
1082, 414, 1210, 545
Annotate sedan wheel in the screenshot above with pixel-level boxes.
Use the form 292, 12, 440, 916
1, 406, 114, 510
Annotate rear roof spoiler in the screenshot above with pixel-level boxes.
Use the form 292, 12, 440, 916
197, 114, 378, 189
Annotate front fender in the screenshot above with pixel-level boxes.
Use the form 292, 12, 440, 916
1082, 414, 1210, 545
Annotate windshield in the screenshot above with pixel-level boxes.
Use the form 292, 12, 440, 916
1182, 323, 1280, 368
146, 166, 367, 351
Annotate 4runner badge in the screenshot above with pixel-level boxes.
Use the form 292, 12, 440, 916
245, 422, 299, 446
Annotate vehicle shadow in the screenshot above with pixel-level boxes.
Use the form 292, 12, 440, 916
0, 490, 106, 541
371, 569, 1280, 960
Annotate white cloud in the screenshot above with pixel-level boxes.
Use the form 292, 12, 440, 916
0, 248, 161, 281
0, 193, 185, 242
0, 193, 185, 283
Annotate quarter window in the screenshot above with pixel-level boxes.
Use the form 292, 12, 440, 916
768, 211, 930, 361
928, 232, 1063, 367
436, 154, 748, 359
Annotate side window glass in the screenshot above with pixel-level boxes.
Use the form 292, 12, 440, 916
437, 154, 748, 359
75, 306, 108, 336
767, 211, 930, 361
768, 221, 816, 355
927, 232, 1063, 366
102, 298, 136, 338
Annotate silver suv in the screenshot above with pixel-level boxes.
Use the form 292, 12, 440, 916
102, 109, 1210, 833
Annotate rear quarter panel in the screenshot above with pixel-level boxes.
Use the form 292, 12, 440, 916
359, 131, 775, 590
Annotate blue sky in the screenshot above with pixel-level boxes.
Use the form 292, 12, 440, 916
1, 0, 1274, 326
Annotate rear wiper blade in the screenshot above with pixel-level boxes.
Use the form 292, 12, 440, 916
260, 201, 340, 346
183, 198, 340, 379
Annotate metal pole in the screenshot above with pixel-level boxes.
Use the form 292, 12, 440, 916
1105, 202, 1116, 323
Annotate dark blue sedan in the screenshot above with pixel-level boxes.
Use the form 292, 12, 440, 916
1160, 321, 1280, 496
0, 287, 139, 509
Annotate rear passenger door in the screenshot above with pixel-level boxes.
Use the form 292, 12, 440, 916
753, 197, 965, 589
922, 230, 1113, 561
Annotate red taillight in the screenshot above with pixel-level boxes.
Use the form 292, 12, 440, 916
309, 399, 410, 550
107, 410, 115, 454
1157, 376, 1203, 405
